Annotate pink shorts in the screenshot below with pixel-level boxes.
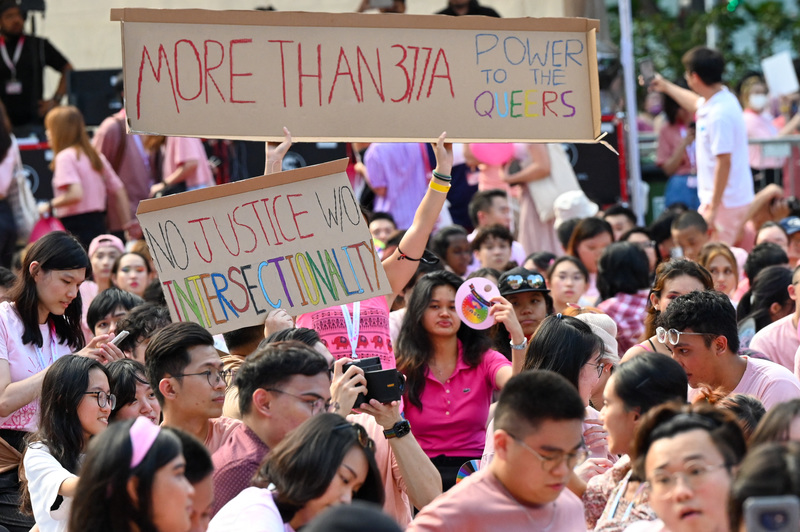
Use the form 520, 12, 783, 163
699, 203, 751, 246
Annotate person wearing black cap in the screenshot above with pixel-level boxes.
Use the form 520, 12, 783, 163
492, 266, 553, 360
0, 0, 72, 131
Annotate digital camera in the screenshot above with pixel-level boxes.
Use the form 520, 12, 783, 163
343, 357, 405, 407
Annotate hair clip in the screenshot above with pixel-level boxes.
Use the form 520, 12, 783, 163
129, 417, 160, 469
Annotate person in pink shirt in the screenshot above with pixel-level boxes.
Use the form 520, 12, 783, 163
407, 371, 587, 532
147, 136, 214, 196
144, 322, 241, 453
750, 264, 800, 371
396, 270, 521, 491
659, 290, 800, 410
43, 106, 131, 248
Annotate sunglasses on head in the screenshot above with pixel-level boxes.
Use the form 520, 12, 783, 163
332, 422, 375, 451
505, 274, 546, 290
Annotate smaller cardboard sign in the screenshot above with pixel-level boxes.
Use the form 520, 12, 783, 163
136, 159, 391, 335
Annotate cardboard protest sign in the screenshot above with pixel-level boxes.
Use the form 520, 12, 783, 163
111, 9, 601, 143
136, 160, 391, 335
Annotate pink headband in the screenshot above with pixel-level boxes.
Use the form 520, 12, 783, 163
130, 417, 160, 469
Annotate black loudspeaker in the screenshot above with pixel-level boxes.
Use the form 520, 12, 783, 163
564, 121, 622, 207
67, 69, 123, 127
18, 141, 53, 201
237, 140, 347, 179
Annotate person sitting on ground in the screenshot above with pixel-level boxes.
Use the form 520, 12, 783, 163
491, 267, 552, 359
624, 259, 713, 360
748, 265, 800, 371
546, 256, 591, 313
113, 303, 172, 363
566, 217, 614, 304
697, 242, 739, 302
603, 204, 637, 242
107, 359, 160, 424
464, 189, 526, 275
173, 427, 214, 532
470, 225, 513, 273
208, 414, 384, 532
620, 227, 658, 275
85, 287, 142, 339
145, 322, 241, 453
369, 212, 397, 258
658, 290, 800, 410
522, 251, 557, 275
20, 356, 114, 532
583, 352, 687, 531
596, 242, 652, 353
670, 210, 712, 262
67, 418, 195, 532
429, 225, 472, 278
407, 371, 586, 531
627, 402, 747, 532
737, 265, 794, 349
756, 220, 789, 253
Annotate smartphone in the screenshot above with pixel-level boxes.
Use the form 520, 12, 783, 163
110, 330, 130, 346
638, 57, 655, 86
744, 495, 800, 532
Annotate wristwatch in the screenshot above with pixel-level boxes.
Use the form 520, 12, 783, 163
510, 337, 528, 351
383, 419, 411, 440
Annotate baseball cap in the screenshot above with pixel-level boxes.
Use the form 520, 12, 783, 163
88, 234, 125, 258
780, 216, 800, 236
574, 312, 619, 364
498, 266, 549, 297
553, 190, 599, 229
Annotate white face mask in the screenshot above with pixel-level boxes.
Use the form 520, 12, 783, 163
749, 94, 768, 111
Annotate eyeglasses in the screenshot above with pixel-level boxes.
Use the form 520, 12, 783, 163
586, 360, 605, 379
333, 422, 375, 451
631, 240, 656, 250
84, 391, 117, 410
506, 433, 587, 471
647, 462, 728, 499
265, 389, 331, 415
173, 369, 232, 388
505, 274, 546, 290
656, 327, 715, 346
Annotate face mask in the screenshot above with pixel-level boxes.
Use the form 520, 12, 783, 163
647, 104, 662, 115
749, 94, 768, 111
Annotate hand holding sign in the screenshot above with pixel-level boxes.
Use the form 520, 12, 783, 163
265, 127, 292, 175
431, 131, 453, 177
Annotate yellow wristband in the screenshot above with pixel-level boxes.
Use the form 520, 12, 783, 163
429, 181, 451, 194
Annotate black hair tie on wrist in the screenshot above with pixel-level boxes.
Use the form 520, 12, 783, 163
397, 246, 440, 265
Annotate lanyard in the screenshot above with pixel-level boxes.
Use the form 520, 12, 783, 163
0, 36, 24, 79
340, 301, 361, 359
608, 469, 647, 522
33, 322, 59, 372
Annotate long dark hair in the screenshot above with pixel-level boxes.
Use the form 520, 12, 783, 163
737, 265, 794, 334
67, 420, 183, 532
522, 314, 603, 390
396, 271, 492, 409
21, 356, 108, 513
613, 352, 687, 413
10, 232, 89, 350
597, 242, 651, 300
566, 218, 614, 260
253, 414, 383, 523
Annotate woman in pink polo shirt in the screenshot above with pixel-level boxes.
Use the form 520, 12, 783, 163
43, 106, 131, 249
396, 270, 521, 491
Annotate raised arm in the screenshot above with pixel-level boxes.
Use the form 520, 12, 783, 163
381, 132, 451, 297
265, 127, 292, 175
650, 74, 701, 115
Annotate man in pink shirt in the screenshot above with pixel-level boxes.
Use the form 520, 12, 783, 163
659, 290, 800, 410
408, 371, 587, 532
750, 264, 799, 370
145, 322, 242, 453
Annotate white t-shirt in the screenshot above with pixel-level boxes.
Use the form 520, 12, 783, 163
694, 87, 754, 208
22, 443, 78, 532
208, 486, 292, 532
0, 302, 74, 431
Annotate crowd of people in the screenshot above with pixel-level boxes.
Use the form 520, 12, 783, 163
0, 0, 800, 530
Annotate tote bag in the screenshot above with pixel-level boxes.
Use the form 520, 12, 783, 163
526, 144, 582, 223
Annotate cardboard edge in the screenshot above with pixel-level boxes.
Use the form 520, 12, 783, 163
111, 8, 598, 33
136, 158, 349, 215
586, 28, 602, 140
127, 132, 604, 143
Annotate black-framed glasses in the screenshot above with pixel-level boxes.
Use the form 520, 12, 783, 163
173, 369, 232, 388
586, 361, 605, 379
506, 432, 587, 472
505, 274, 546, 290
656, 327, 714, 346
265, 389, 330, 415
333, 422, 375, 451
83, 391, 117, 410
